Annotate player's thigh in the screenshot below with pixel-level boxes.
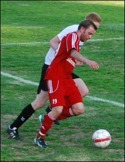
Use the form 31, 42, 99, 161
31, 90, 49, 109
47, 80, 65, 107
65, 80, 83, 105
36, 90, 49, 102
73, 78, 89, 97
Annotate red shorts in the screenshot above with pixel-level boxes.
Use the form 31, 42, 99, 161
47, 79, 82, 108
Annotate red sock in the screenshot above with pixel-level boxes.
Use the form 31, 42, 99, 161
57, 107, 74, 120
36, 114, 54, 139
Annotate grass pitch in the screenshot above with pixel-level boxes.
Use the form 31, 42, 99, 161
1, 1, 124, 161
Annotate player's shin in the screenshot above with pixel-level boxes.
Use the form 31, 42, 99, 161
36, 114, 54, 139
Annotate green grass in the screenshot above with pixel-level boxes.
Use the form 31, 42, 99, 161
1, 1, 124, 161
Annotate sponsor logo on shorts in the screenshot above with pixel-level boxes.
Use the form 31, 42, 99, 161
52, 98, 58, 104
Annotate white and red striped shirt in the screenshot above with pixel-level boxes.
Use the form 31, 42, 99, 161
44, 25, 84, 65
45, 32, 80, 80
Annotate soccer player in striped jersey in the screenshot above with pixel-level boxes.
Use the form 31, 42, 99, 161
34, 20, 99, 147
7, 13, 102, 140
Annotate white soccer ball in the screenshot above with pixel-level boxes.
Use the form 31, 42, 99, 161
92, 129, 111, 148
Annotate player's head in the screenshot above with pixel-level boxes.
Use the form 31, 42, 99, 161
78, 19, 97, 31
85, 12, 102, 28
78, 19, 97, 42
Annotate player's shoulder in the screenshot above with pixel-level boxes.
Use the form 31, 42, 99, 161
60, 24, 79, 33
65, 24, 79, 30
67, 31, 77, 37
57, 24, 79, 41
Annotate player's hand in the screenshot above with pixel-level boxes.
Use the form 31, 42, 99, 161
86, 60, 99, 70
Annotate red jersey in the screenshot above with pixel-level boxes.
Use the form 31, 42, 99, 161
45, 32, 80, 80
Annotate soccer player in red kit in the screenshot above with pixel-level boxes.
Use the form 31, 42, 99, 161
7, 13, 102, 140
34, 19, 99, 148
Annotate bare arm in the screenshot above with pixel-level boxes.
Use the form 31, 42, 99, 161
49, 36, 61, 51
71, 49, 99, 70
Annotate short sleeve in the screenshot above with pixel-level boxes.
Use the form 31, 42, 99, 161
66, 32, 79, 52
57, 25, 78, 41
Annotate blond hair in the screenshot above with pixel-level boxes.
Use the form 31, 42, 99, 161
85, 12, 102, 23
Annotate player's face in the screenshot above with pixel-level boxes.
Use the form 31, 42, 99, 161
80, 26, 96, 42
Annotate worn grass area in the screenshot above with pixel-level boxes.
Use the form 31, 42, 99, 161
1, 1, 124, 161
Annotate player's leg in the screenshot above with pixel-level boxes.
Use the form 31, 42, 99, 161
44, 74, 88, 118
34, 106, 63, 147
71, 102, 85, 115
57, 79, 85, 120
34, 79, 65, 147
31, 90, 49, 110
72, 73, 89, 98
41, 76, 87, 124
7, 90, 49, 139
71, 79, 87, 115
7, 64, 49, 139
39, 107, 60, 125
74, 78, 89, 97
56, 97, 74, 120
71, 73, 88, 115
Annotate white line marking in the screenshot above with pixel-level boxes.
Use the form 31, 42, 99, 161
1, 37, 124, 46
19, 4, 30, 7
89, 37, 124, 42
1, 71, 124, 108
87, 96, 124, 108
11, 26, 44, 29
1, 42, 49, 46
1, 72, 38, 86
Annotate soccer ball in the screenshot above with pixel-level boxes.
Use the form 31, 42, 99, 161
92, 129, 111, 148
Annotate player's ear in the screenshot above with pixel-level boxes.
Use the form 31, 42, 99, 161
79, 26, 84, 32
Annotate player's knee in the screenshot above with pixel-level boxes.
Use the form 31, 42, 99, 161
81, 88, 89, 98
31, 100, 45, 110
72, 104, 85, 115
50, 106, 63, 119
76, 106, 85, 115
53, 107, 63, 115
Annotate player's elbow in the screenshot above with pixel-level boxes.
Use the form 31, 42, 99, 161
49, 36, 60, 50
49, 39, 54, 47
